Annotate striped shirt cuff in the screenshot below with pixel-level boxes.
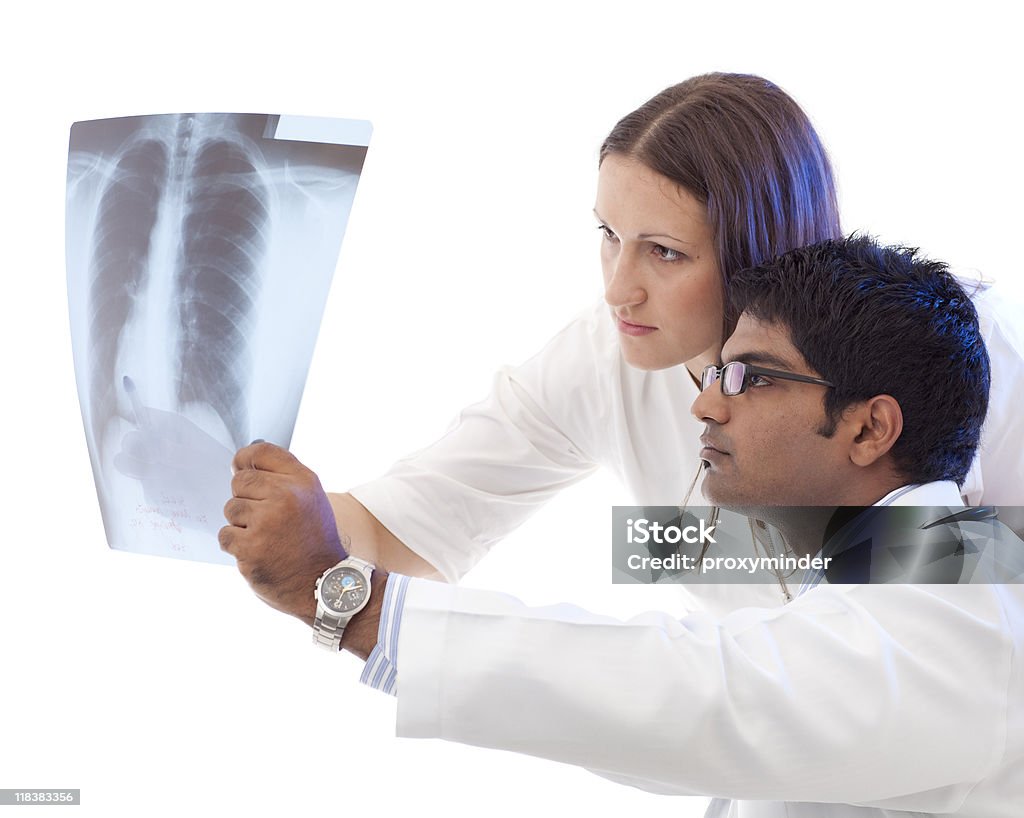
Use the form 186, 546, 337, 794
358, 573, 412, 696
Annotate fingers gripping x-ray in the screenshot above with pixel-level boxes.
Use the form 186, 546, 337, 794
67, 113, 369, 563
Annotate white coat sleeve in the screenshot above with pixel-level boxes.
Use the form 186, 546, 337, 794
349, 302, 619, 582
394, 578, 1015, 809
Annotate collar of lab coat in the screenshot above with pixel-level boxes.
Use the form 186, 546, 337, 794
795, 481, 966, 595
875, 481, 963, 506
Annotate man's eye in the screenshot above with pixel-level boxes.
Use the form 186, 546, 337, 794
748, 374, 773, 387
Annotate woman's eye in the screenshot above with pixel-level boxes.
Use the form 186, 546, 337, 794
597, 224, 618, 243
653, 244, 684, 262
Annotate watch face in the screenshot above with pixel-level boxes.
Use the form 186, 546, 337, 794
320, 566, 369, 614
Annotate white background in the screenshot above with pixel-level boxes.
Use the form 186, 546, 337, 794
2, 2, 1021, 816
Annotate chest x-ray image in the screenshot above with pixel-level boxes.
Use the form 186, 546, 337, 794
66, 113, 369, 565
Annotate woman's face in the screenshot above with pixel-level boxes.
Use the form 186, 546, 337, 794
596, 154, 724, 374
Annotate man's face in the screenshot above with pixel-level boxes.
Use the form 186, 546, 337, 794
690, 313, 851, 507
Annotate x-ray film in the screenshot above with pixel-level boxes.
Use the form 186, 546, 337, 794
66, 113, 370, 564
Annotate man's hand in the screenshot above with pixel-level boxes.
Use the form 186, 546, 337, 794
220, 442, 347, 625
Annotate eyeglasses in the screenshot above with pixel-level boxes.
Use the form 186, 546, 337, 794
701, 362, 834, 396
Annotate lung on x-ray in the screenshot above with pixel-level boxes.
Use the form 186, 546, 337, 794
66, 113, 369, 564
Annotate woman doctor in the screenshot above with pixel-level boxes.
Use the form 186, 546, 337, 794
328, 72, 1024, 586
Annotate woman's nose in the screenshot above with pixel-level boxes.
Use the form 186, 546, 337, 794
604, 251, 646, 309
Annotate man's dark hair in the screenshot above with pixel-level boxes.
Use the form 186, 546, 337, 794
729, 235, 990, 486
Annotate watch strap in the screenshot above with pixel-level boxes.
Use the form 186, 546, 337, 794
313, 556, 375, 651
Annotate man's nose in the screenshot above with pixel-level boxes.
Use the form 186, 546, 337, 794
691, 376, 731, 424
604, 249, 646, 309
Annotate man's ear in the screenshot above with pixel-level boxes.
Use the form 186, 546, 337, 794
842, 395, 903, 468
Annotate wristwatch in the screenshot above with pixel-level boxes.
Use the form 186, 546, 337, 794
312, 556, 375, 651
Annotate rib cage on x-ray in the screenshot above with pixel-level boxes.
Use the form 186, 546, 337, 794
176, 135, 270, 448
69, 111, 368, 561
88, 138, 169, 456
87, 114, 271, 453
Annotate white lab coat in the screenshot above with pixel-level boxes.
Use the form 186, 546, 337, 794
350, 286, 1024, 814
392, 485, 1024, 817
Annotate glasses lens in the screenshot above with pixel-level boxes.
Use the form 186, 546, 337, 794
701, 365, 719, 391
722, 362, 747, 395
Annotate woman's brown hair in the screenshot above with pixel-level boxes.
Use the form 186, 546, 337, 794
600, 73, 842, 331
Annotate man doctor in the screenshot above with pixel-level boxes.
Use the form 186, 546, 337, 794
220, 236, 1022, 817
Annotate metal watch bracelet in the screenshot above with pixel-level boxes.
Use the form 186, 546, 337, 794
313, 556, 375, 651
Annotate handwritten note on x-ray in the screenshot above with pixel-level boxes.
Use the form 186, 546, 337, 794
66, 113, 370, 564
